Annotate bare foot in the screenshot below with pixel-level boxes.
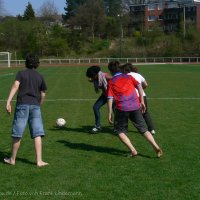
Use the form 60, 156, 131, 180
130, 150, 138, 157
156, 149, 163, 158
4, 158, 15, 165
37, 161, 49, 167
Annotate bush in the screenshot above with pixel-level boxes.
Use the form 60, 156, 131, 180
87, 39, 110, 54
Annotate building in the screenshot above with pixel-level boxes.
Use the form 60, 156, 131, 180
129, 0, 200, 32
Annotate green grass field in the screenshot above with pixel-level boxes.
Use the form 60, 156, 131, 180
0, 64, 200, 200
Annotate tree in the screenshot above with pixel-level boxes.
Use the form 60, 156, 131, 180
47, 25, 69, 56
104, 16, 120, 38
23, 2, 35, 20
38, 0, 59, 21
62, 0, 85, 21
70, 0, 106, 41
104, 0, 122, 17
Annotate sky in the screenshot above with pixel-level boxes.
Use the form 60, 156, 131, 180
3, 0, 66, 16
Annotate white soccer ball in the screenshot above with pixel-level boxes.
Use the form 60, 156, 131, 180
56, 118, 66, 127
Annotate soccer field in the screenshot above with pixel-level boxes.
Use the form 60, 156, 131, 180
0, 64, 199, 200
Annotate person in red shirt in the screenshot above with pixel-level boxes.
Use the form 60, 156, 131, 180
107, 61, 163, 157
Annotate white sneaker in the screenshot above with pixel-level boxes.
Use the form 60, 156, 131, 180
151, 130, 156, 135
91, 127, 101, 133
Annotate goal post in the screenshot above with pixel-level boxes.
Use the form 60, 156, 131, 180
0, 52, 11, 67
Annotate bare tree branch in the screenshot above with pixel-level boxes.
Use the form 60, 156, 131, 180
38, 0, 59, 20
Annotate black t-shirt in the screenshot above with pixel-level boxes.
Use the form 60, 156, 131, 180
15, 68, 47, 105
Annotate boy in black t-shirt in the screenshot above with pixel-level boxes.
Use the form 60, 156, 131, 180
4, 53, 48, 167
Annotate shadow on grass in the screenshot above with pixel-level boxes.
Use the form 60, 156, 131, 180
57, 140, 157, 159
57, 140, 127, 157
0, 151, 9, 161
15, 158, 36, 166
0, 151, 35, 166
49, 125, 115, 135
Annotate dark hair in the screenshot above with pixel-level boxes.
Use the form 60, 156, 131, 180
86, 66, 101, 78
121, 63, 132, 74
121, 63, 138, 74
25, 53, 40, 69
108, 61, 120, 75
131, 66, 138, 73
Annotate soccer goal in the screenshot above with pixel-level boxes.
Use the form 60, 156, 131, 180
0, 52, 11, 67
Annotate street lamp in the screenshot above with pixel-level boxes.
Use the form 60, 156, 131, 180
183, 5, 186, 38
117, 14, 124, 58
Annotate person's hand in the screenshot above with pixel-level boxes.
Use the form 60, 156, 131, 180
140, 102, 146, 113
108, 113, 113, 124
6, 103, 12, 114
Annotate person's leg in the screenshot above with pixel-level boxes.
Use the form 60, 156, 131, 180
130, 109, 163, 157
143, 131, 163, 157
4, 137, 21, 165
143, 96, 155, 133
118, 133, 137, 156
115, 109, 137, 156
92, 94, 107, 129
29, 105, 48, 167
34, 136, 48, 167
4, 105, 28, 165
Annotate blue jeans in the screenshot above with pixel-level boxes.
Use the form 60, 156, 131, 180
12, 104, 45, 139
93, 94, 107, 128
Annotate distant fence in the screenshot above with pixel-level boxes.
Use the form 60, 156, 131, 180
2, 57, 200, 67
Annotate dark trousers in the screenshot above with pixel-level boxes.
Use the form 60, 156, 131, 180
143, 96, 155, 131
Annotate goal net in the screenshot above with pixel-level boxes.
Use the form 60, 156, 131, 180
0, 52, 11, 67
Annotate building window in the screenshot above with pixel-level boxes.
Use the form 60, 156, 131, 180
158, 15, 163, 20
190, 17, 196, 23
167, 2, 178, 9
148, 3, 155, 10
157, 3, 163, 10
132, 0, 145, 5
173, 14, 178, 19
148, 15, 156, 21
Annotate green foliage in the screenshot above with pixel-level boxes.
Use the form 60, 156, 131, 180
70, 0, 106, 40
104, 16, 120, 38
62, 0, 85, 21
23, 2, 35, 20
46, 25, 69, 56
104, 0, 122, 17
87, 39, 110, 54
1, 0, 200, 58
133, 31, 141, 38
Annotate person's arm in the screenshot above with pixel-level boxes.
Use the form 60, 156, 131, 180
105, 73, 112, 80
138, 73, 148, 89
137, 84, 146, 113
40, 91, 46, 105
40, 77, 47, 105
107, 98, 113, 124
6, 80, 20, 114
142, 80, 148, 89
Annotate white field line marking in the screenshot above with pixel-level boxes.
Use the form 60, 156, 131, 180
47, 97, 200, 101
0, 73, 14, 77
148, 97, 200, 100
0, 97, 200, 102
